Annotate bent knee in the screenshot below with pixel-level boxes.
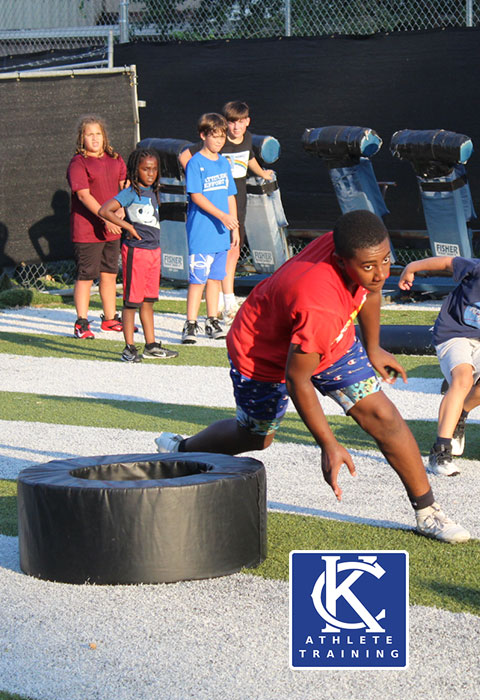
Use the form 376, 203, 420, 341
350, 393, 401, 430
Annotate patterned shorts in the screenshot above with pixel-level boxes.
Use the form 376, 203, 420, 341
230, 339, 381, 436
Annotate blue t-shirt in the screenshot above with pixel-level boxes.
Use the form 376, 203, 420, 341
185, 152, 237, 254
433, 257, 480, 345
114, 185, 160, 249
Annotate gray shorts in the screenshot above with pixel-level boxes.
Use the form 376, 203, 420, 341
435, 336, 480, 383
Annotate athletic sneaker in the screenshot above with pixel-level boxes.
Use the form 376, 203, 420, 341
182, 320, 199, 344
415, 502, 470, 543
222, 302, 241, 326
100, 313, 123, 332
155, 431, 184, 453
121, 344, 142, 363
427, 442, 459, 476
451, 413, 467, 456
143, 342, 179, 359
205, 317, 227, 340
74, 318, 94, 339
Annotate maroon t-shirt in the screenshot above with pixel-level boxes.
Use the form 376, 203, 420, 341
67, 152, 127, 242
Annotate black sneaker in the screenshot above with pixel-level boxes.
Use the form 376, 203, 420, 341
205, 317, 227, 340
452, 413, 467, 456
427, 442, 459, 477
182, 321, 199, 344
121, 344, 142, 363
143, 342, 179, 359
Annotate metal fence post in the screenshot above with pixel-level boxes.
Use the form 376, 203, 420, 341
119, 0, 130, 43
466, 0, 473, 26
285, 0, 291, 36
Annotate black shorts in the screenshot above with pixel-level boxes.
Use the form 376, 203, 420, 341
74, 239, 121, 280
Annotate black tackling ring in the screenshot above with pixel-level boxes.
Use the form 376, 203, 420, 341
18, 452, 267, 585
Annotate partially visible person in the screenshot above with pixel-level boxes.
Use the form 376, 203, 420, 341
399, 255, 480, 476
179, 101, 274, 324
181, 112, 239, 345
155, 211, 470, 544
67, 115, 126, 339
98, 147, 178, 363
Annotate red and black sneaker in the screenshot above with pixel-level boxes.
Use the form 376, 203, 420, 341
74, 318, 94, 339
100, 313, 123, 332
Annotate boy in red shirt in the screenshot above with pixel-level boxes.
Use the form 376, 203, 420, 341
156, 210, 469, 544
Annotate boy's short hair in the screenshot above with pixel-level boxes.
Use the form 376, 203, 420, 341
222, 101, 250, 121
197, 113, 227, 136
333, 210, 389, 259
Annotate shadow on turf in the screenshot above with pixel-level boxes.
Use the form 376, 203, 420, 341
427, 580, 480, 614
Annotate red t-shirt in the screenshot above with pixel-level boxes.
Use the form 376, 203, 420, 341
227, 232, 369, 382
67, 152, 127, 242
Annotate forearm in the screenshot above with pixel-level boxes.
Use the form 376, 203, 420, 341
191, 192, 229, 223
76, 190, 104, 218
404, 256, 454, 275
286, 375, 337, 448
248, 157, 273, 179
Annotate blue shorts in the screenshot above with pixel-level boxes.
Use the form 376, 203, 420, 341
230, 338, 381, 436
188, 251, 228, 284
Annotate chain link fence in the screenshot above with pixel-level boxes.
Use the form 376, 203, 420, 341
0, 1, 479, 57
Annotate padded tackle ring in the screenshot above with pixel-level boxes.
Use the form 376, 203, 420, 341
358, 325, 435, 355
18, 452, 267, 585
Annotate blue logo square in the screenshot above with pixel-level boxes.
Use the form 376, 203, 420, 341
290, 550, 409, 669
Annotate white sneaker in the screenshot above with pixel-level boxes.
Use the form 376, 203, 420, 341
451, 414, 466, 456
155, 432, 184, 453
427, 443, 459, 476
415, 502, 470, 543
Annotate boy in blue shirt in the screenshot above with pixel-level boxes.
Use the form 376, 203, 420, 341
182, 113, 239, 344
399, 255, 480, 475
99, 148, 178, 362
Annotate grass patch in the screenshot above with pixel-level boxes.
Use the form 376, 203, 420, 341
245, 512, 480, 616
0, 480, 17, 536
0, 692, 34, 700
4, 390, 480, 458
380, 308, 438, 326
0, 332, 228, 367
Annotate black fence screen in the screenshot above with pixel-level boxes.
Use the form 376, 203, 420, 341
115, 28, 480, 233
0, 69, 137, 267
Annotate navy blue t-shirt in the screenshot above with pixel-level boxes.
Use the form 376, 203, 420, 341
114, 185, 160, 249
433, 257, 480, 345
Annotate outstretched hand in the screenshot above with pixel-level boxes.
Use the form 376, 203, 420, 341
321, 441, 357, 501
398, 265, 415, 290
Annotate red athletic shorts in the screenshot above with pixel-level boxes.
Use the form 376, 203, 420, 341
122, 244, 161, 308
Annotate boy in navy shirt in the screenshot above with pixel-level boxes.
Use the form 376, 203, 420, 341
399, 255, 480, 475
182, 113, 239, 344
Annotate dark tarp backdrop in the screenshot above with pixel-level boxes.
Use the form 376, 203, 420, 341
0, 70, 137, 267
2, 28, 480, 267
115, 28, 480, 232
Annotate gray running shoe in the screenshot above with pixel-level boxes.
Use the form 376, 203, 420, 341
182, 320, 199, 344
427, 442, 459, 476
143, 342, 179, 359
205, 317, 227, 340
121, 345, 142, 363
155, 432, 184, 453
416, 502, 470, 543
451, 414, 466, 456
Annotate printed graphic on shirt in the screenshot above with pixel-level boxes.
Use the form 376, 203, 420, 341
128, 198, 160, 229
222, 149, 250, 179
201, 171, 230, 193
464, 302, 480, 329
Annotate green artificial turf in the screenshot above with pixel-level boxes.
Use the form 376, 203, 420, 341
245, 512, 480, 616
0, 692, 34, 700
1, 477, 477, 618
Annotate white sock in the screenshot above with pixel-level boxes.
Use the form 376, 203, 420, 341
224, 293, 236, 312
218, 292, 225, 312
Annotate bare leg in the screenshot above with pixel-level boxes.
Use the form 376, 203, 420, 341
122, 307, 137, 346
183, 419, 275, 455
464, 378, 480, 413
348, 391, 430, 499
99, 271, 118, 319
139, 301, 155, 345
205, 278, 222, 318
74, 279, 93, 318
437, 364, 474, 438
186, 283, 205, 321
221, 246, 240, 296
